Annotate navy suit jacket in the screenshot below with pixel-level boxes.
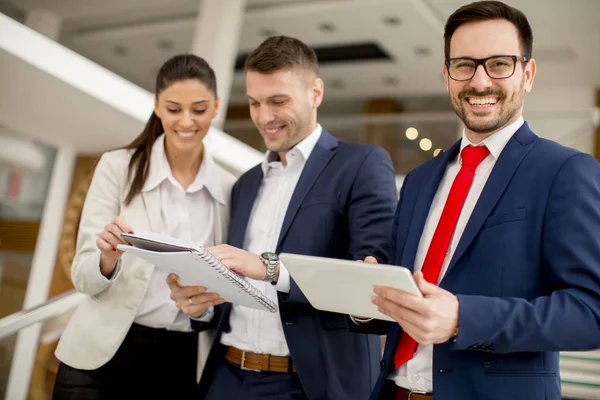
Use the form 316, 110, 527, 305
360, 123, 600, 400
197, 130, 398, 400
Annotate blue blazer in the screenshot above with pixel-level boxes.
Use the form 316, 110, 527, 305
362, 123, 600, 400
197, 130, 398, 400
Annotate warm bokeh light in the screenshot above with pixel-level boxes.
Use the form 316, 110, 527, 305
419, 138, 432, 151
405, 127, 419, 140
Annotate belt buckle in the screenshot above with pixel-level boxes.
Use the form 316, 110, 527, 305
407, 389, 428, 400
239, 351, 261, 372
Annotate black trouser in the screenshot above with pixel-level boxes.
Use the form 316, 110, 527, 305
52, 323, 199, 400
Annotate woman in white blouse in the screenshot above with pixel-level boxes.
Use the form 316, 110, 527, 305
53, 54, 234, 399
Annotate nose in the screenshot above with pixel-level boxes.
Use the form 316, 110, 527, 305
257, 106, 275, 126
469, 64, 493, 91
179, 111, 195, 128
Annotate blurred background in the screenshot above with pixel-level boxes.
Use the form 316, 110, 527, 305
0, 0, 598, 398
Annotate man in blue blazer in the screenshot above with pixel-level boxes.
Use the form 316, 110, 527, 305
168, 36, 398, 399
351, 2, 600, 400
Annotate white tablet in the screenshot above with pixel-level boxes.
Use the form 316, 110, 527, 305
279, 253, 422, 322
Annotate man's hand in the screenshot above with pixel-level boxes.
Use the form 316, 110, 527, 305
373, 271, 459, 344
350, 256, 379, 322
208, 244, 273, 281
166, 273, 224, 318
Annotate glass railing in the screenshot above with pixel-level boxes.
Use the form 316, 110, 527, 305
0, 290, 84, 399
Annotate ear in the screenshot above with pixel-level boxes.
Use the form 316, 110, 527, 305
213, 96, 221, 119
523, 58, 536, 93
153, 95, 161, 118
442, 63, 450, 93
312, 77, 324, 108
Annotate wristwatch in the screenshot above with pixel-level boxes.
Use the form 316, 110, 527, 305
260, 252, 280, 283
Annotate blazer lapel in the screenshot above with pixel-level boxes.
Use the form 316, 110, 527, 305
229, 168, 263, 248
444, 124, 537, 277
141, 188, 161, 232
400, 141, 461, 271
276, 131, 338, 250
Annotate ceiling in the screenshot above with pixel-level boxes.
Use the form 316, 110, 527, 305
0, 0, 598, 174
3, 0, 598, 105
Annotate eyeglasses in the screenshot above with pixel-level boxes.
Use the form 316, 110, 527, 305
445, 55, 528, 81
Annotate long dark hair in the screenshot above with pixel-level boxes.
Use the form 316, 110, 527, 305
123, 54, 217, 205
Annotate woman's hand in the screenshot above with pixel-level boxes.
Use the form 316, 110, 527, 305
96, 216, 132, 278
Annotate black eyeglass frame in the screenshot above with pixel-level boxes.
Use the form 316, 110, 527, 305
445, 55, 529, 81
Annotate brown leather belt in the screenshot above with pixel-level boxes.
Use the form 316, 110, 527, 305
225, 346, 297, 373
393, 387, 433, 400
383, 381, 432, 400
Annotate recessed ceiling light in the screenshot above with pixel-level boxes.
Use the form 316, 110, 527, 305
405, 127, 418, 140
113, 45, 128, 56
414, 46, 432, 57
419, 138, 433, 151
383, 15, 401, 26
433, 148, 442, 157
157, 39, 174, 51
318, 22, 336, 32
259, 28, 277, 37
383, 76, 399, 86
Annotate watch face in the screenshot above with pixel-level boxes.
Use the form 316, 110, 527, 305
261, 252, 279, 262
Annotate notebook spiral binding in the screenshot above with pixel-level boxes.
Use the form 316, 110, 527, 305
195, 248, 277, 313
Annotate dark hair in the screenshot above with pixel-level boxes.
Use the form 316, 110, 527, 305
244, 35, 319, 75
122, 54, 217, 205
444, 1, 533, 60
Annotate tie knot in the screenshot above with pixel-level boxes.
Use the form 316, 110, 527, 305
461, 145, 490, 169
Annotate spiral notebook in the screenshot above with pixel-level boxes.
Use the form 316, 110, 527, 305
116, 229, 277, 313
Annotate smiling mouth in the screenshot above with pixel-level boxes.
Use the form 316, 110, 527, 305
466, 97, 499, 107
263, 125, 285, 136
175, 130, 198, 138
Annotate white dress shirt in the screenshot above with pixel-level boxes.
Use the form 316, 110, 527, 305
220, 124, 323, 356
134, 134, 224, 331
389, 117, 525, 393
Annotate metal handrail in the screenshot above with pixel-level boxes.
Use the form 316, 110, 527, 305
0, 289, 85, 340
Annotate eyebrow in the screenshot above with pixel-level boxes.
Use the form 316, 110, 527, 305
165, 100, 209, 105
247, 95, 289, 102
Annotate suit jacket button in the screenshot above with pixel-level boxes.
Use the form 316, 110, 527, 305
484, 361, 491, 368
380, 360, 386, 371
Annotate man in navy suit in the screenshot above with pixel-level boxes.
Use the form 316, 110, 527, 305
351, 2, 600, 400
168, 36, 398, 399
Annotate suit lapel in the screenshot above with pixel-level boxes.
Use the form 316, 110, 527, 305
141, 188, 161, 232
444, 124, 537, 277
400, 141, 461, 271
229, 168, 263, 248
276, 131, 338, 250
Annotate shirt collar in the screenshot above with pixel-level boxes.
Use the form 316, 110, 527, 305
142, 134, 225, 204
460, 116, 524, 160
260, 124, 323, 175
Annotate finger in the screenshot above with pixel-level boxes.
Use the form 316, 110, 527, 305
96, 237, 117, 253
373, 294, 421, 324
170, 286, 208, 302
206, 244, 229, 255
166, 273, 181, 289
414, 271, 441, 296
364, 256, 378, 264
105, 223, 130, 246
179, 295, 225, 315
98, 231, 121, 251
114, 216, 133, 236
375, 286, 428, 314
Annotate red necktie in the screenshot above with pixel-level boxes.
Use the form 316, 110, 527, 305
393, 145, 490, 369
